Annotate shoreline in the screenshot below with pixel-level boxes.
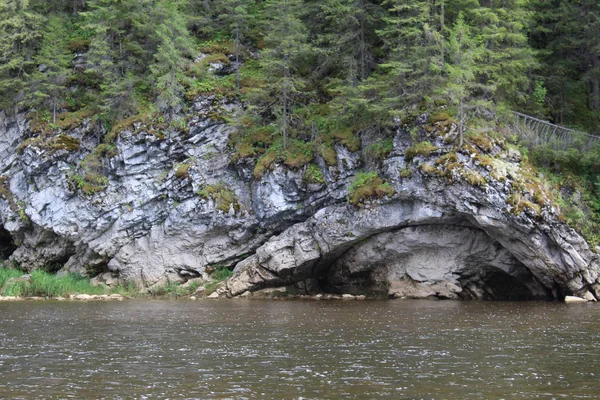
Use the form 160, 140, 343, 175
0, 293, 594, 303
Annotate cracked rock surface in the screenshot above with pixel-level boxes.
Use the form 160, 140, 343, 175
1, 103, 599, 300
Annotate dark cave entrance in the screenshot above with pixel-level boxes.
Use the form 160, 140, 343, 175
459, 266, 553, 301
0, 225, 16, 260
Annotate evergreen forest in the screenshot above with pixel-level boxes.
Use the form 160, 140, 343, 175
1, 0, 600, 240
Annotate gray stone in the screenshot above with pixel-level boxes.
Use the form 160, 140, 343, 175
1, 100, 599, 302
564, 296, 588, 303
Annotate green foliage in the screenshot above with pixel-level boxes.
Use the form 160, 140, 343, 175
1, 269, 107, 297
405, 141, 438, 161
366, 139, 393, 159
331, 128, 361, 152
211, 267, 233, 281
147, 281, 190, 298
0, 0, 44, 113
530, 0, 600, 129
438, 12, 487, 146
370, 0, 443, 121
0, 268, 23, 289
150, 0, 196, 120
202, 267, 232, 295
198, 182, 240, 213
247, 0, 313, 148
303, 164, 325, 184
527, 145, 600, 246
348, 171, 395, 206
17, 134, 80, 155
26, 15, 72, 123
251, 139, 314, 178
70, 172, 108, 195
174, 161, 192, 179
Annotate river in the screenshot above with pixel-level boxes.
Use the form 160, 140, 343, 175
0, 299, 599, 399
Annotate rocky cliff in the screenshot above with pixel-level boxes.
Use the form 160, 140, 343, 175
1, 101, 599, 300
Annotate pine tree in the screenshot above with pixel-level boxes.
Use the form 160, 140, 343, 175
440, 12, 483, 147
28, 15, 72, 123
150, 0, 195, 121
531, 0, 600, 128
320, 0, 382, 85
468, 0, 538, 107
254, 0, 312, 148
363, 0, 443, 123
215, 0, 255, 91
0, 0, 43, 116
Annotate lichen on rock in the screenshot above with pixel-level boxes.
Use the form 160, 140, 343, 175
1, 105, 599, 301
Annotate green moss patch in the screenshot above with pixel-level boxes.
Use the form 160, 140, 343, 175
366, 139, 394, 159
175, 161, 192, 179
251, 139, 314, 179
198, 182, 240, 213
405, 141, 438, 161
348, 171, 395, 206
303, 164, 325, 184
17, 134, 80, 155
332, 128, 361, 152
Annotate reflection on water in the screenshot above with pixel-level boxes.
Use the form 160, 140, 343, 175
0, 299, 599, 399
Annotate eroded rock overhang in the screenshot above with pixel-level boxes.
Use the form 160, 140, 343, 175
226, 200, 600, 300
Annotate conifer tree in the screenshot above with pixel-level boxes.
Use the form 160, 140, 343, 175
28, 15, 72, 123
215, 0, 255, 91
254, 0, 311, 148
364, 0, 443, 123
150, 0, 195, 121
440, 12, 482, 147
531, 0, 599, 127
0, 0, 43, 116
468, 0, 538, 106
320, 0, 382, 85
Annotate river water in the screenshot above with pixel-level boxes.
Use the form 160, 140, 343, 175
0, 299, 599, 399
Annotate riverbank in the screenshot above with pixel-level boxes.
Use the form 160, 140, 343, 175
1, 267, 596, 303
0, 267, 225, 300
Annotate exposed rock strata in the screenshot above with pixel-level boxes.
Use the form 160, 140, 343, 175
1, 103, 599, 300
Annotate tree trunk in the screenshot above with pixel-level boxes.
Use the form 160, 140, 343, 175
591, 58, 600, 112
359, 0, 367, 80
458, 97, 464, 148
282, 68, 288, 150
13, 104, 21, 135
235, 27, 241, 91
440, 0, 445, 69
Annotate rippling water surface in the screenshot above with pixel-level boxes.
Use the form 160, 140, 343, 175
1, 299, 599, 399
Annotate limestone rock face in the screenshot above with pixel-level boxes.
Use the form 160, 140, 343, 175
1, 103, 599, 299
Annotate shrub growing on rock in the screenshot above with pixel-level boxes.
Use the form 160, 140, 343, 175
348, 171, 395, 206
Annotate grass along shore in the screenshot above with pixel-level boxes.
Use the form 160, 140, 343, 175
0, 267, 232, 299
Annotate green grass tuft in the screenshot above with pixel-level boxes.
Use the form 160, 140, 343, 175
348, 171, 395, 206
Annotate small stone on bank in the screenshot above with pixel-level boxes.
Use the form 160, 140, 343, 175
564, 296, 589, 303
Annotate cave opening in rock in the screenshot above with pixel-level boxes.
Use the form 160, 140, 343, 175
0, 225, 16, 260
459, 266, 553, 301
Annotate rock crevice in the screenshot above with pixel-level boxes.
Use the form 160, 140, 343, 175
1, 105, 599, 300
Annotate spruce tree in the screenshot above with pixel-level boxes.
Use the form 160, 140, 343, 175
215, 0, 255, 91
440, 12, 482, 147
320, 0, 382, 84
364, 0, 443, 123
28, 15, 72, 123
531, 0, 600, 128
468, 0, 538, 107
0, 0, 43, 116
150, 0, 195, 121
254, 0, 311, 148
